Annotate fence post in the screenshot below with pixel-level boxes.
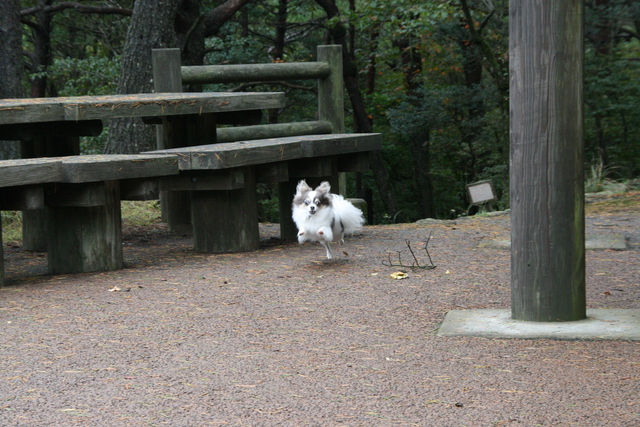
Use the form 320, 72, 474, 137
152, 48, 182, 95
152, 48, 191, 230
317, 45, 344, 134
317, 45, 347, 196
509, 0, 586, 321
278, 45, 346, 241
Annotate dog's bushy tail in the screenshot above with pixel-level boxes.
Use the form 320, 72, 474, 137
332, 195, 365, 234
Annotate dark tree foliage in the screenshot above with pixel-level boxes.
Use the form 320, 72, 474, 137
584, 0, 640, 178
0, 0, 23, 159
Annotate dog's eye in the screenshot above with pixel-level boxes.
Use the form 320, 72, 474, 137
304, 200, 310, 205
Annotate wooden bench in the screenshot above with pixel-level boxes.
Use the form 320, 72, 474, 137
45, 154, 179, 274
152, 44, 382, 250
0, 158, 63, 285
0, 154, 178, 284
146, 133, 381, 252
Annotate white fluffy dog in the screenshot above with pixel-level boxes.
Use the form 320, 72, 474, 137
292, 180, 365, 259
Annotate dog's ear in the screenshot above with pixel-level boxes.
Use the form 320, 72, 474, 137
316, 181, 331, 194
296, 180, 312, 195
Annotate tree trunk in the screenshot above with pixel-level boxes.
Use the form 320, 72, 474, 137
203, 0, 252, 38
364, 22, 381, 95
176, 0, 205, 67
27, 0, 55, 98
314, 0, 398, 216
104, 0, 180, 154
105, 0, 251, 154
271, 0, 288, 60
460, 0, 508, 108
0, 0, 24, 159
410, 131, 435, 219
457, 22, 486, 182
594, 114, 609, 167
395, 33, 436, 219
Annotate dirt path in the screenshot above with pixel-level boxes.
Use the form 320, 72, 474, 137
1, 193, 639, 426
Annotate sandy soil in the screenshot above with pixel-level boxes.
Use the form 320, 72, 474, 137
1, 192, 639, 426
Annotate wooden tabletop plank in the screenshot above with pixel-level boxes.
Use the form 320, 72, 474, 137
57, 154, 180, 183
0, 158, 63, 188
145, 133, 382, 170
298, 133, 382, 157
0, 92, 285, 125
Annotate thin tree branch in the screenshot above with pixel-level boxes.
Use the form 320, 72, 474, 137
21, 2, 132, 16
382, 236, 436, 270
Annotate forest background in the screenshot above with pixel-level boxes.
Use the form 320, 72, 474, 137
1, 0, 639, 224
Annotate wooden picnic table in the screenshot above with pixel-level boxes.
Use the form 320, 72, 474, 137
0, 91, 286, 252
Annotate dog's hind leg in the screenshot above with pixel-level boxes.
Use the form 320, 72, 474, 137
317, 226, 334, 259
320, 241, 333, 259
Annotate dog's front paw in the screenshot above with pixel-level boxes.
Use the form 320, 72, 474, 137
318, 226, 333, 242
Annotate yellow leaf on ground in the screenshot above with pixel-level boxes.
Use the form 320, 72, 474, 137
390, 271, 408, 280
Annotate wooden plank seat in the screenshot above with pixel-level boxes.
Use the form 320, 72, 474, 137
151, 133, 382, 170
0, 158, 64, 285
145, 133, 382, 253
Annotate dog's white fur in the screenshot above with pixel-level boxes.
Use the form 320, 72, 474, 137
292, 180, 365, 259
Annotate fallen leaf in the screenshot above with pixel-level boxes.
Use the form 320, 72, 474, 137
390, 271, 408, 280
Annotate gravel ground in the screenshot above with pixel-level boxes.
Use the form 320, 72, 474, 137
1, 193, 639, 426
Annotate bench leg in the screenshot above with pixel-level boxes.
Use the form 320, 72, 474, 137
278, 181, 298, 241
22, 210, 48, 251
47, 181, 124, 274
21, 135, 80, 251
162, 191, 191, 231
191, 167, 259, 253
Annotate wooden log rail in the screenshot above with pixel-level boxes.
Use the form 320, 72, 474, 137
181, 62, 332, 84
